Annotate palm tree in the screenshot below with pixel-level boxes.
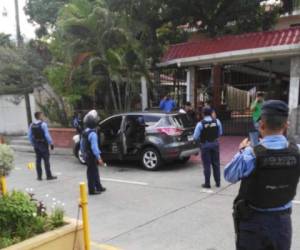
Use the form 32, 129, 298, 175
54, 0, 148, 112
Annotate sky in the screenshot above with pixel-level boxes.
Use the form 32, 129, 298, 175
0, 0, 36, 40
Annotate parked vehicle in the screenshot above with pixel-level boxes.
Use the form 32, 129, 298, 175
73, 112, 199, 170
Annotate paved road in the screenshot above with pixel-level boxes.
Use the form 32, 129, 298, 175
8, 152, 300, 250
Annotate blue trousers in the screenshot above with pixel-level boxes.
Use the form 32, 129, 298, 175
237, 211, 292, 250
34, 143, 52, 179
200, 142, 220, 186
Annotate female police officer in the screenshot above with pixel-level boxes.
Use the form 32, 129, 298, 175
224, 100, 300, 250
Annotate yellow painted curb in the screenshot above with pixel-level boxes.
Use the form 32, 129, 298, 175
91, 242, 123, 250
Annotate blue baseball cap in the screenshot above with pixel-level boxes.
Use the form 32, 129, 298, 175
261, 100, 289, 118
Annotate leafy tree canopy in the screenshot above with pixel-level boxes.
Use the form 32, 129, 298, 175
25, 0, 69, 37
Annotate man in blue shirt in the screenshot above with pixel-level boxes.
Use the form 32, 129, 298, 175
159, 95, 176, 113
224, 100, 300, 250
28, 112, 57, 181
193, 107, 223, 188
81, 110, 106, 195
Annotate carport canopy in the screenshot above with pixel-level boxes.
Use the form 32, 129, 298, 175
158, 27, 300, 67
158, 27, 300, 111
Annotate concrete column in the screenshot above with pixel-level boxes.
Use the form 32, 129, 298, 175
186, 67, 195, 106
289, 57, 300, 111
141, 76, 148, 111
212, 65, 222, 109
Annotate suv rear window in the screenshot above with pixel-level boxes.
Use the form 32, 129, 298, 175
172, 114, 194, 128
143, 115, 161, 126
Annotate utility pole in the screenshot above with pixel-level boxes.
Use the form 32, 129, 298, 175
14, 0, 23, 47
14, 0, 32, 125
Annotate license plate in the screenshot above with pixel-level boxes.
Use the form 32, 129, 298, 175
187, 135, 194, 141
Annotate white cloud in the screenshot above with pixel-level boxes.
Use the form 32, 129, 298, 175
0, 0, 36, 40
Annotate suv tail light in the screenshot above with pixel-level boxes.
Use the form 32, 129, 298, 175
156, 127, 183, 136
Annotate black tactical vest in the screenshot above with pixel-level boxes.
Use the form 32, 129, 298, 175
82, 129, 96, 160
200, 120, 219, 143
237, 143, 300, 208
31, 122, 47, 143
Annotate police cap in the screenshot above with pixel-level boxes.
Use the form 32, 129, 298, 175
261, 100, 289, 118
203, 107, 213, 116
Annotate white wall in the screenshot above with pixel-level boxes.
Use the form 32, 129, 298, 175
0, 94, 35, 135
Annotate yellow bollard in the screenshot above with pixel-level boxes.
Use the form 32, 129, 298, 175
0, 176, 7, 195
80, 182, 91, 250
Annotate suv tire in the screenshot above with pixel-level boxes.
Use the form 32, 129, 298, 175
140, 147, 161, 170
76, 144, 86, 165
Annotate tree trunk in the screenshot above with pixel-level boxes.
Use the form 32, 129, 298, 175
115, 81, 122, 111
108, 79, 118, 112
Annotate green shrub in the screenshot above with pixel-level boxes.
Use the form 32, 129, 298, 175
0, 144, 14, 176
50, 207, 65, 228
0, 191, 65, 248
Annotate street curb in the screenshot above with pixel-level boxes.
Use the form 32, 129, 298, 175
12, 147, 73, 156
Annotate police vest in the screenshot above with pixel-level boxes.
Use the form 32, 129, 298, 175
82, 129, 96, 160
237, 143, 300, 209
200, 120, 219, 143
31, 122, 47, 143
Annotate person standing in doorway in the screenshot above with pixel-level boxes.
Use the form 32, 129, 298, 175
28, 112, 57, 181
159, 95, 176, 113
81, 110, 106, 195
250, 92, 264, 130
224, 100, 300, 250
193, 107, 223, 188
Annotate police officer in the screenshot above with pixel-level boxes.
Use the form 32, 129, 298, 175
224, 100, 300, 250
28, 112, 57, 181
81, 110, 106, 195
193, 107, 223, 188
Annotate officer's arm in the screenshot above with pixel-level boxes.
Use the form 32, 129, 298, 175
28, 124, 33, 145
89, 132, 101, 160
41, 123, 53, 145
193, 122, 203, 141
217, 119, 223, 136
224, 147, 256, 183
172, 100, 176, 108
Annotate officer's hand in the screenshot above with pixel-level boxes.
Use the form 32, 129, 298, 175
98, 158, 105, 166
50, 144, 54, 150
239, 138, 250, 150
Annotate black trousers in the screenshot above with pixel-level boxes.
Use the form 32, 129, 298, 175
34, 143, 52, 179
236, 210, 292, 250
86, 157, 103, 193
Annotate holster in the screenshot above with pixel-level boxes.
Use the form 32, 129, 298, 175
232, 199, 254, 245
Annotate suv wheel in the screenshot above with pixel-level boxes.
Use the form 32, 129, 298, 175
141, 147, 161, 170
77, 147, 86, 165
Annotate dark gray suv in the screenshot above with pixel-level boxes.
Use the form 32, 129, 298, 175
73, 112, 199, 170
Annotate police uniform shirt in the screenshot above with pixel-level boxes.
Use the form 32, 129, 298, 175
80, 128, 101, 160
28, 120, 53, 145
224, 135, 300, 211
193, 116, 223, 141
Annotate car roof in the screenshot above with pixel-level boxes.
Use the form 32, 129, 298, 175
108, 111, 180, 117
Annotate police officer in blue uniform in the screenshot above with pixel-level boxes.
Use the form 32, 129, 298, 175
81, 110, 106, 195
28, 112, 57, 181
224, 100, 300, 250
193, 107, 223, 188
